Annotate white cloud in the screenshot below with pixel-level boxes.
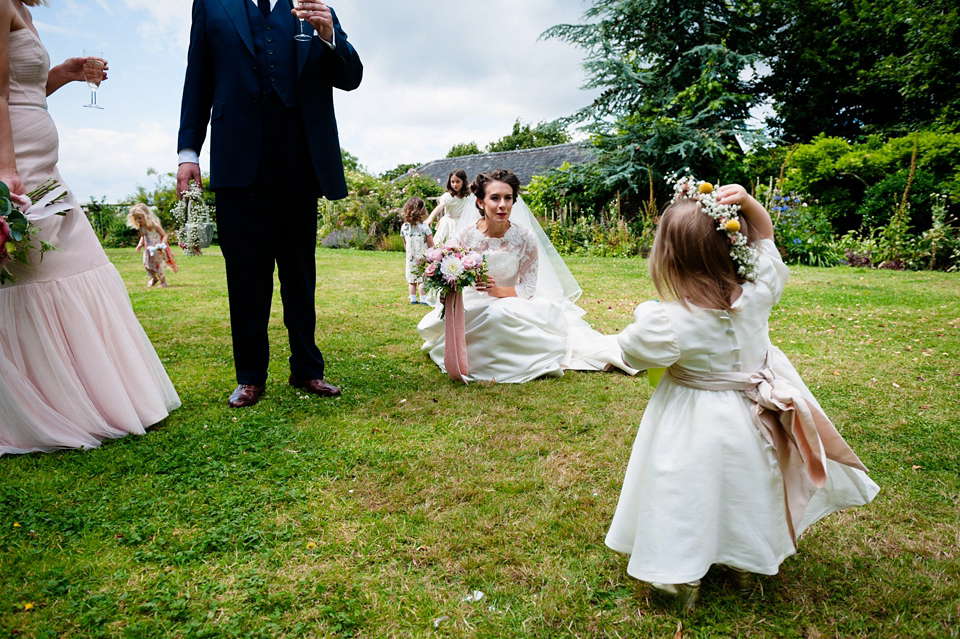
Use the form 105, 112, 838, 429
56, 120, 181, 202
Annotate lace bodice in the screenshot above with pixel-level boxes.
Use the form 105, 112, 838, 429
456, 222, 538, 299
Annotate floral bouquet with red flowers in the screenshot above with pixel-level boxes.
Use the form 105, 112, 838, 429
414, 242, 487, 318
0, 179, 68, 285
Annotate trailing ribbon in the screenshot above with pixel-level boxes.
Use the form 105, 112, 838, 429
443, 291, 469, 382
667, 357, 866, 548
22, 184, 71, 221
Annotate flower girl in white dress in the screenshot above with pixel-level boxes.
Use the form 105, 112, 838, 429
424, 169, 470, 246
606, 178, 879, 610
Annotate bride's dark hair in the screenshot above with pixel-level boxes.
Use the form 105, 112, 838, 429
470, 169, 521, 217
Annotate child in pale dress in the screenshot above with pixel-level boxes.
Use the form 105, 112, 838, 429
424, 168, 470, 245
127, 203, 177, 288
400, 197, 434, 305
607, 177, 879, 610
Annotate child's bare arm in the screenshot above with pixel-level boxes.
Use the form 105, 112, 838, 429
424, 202, 443, 226
716, 184, 773, 240
426, 234, 434, 248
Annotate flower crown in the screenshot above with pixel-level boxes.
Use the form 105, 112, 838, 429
668, 174, 759, 281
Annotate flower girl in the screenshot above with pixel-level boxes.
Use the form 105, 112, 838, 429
424, 169, 470, 245
400, 197, 434, 304
607, 177, 879, 610
127, 203, 177, 288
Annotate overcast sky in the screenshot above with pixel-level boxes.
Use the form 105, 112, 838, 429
32, 0, 598, 203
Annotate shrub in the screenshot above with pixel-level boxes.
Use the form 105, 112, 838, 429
317, 171, 442, 246
757, 132, 960, 235
771, 194, 842, 267
376, 233, 406, 252
858, 169, 942, 232
320, 226, 369, 249
909, 193, 960, 271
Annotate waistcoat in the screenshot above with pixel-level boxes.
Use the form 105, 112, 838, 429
245, 0, 300, 107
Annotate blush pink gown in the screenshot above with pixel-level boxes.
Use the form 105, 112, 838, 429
0, 29, 180, 455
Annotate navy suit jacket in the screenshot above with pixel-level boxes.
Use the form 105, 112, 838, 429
177, 0, 362, 197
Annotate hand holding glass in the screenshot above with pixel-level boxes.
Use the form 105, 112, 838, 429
291, 0, 311, 41
82, 49, 104, 109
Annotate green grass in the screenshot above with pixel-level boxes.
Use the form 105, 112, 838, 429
1, 248, 958, 638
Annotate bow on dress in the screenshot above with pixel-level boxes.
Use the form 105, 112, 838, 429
668, 356, 867, 547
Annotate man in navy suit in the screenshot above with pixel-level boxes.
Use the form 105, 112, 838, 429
177, 0, 362, 407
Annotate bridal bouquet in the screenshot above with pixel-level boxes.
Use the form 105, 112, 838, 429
414, 243, 487, 318
0, 179, 68, 285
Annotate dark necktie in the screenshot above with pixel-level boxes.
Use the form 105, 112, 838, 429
258, 0, 270, 17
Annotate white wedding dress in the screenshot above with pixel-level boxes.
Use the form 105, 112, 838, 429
417, 199, 635, 383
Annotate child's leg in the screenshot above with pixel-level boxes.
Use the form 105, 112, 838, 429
409, 282, 418, 303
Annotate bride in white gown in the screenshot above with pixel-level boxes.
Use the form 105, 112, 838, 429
417, 169, 635, 383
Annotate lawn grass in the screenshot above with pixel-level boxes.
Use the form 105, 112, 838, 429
1, 247, 958, 638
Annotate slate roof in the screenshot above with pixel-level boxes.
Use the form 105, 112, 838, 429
403, 142, 597, 187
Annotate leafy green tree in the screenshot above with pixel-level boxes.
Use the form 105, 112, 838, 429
446, 142, 481, 158
543, 0, 768, 206
341, 148, 363, 173
486, 119, 571, 153
758, 0, 960, 141
380, 163, 419, 181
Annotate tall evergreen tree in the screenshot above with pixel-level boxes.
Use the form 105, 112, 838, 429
543, 0, 769, 195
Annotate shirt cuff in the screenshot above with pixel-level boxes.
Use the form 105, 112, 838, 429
316, 32, 336, 49
178, 149, 200, 165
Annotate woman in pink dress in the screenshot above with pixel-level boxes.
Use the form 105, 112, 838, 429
0, 0, 180, 454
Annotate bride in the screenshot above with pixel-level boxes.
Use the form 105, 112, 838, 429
417, 168, 635, 383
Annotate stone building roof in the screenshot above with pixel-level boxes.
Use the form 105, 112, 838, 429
404, 142, 596, 187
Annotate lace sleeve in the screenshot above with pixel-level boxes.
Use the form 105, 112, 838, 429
514, 228, 538, 300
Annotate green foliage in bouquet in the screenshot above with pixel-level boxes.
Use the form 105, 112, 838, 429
0, 180, 58, 284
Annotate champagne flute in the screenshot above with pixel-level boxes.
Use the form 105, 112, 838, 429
82, 49, 104, 109
291, 0, 311, 41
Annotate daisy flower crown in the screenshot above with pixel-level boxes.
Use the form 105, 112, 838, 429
668, 174, 759, 281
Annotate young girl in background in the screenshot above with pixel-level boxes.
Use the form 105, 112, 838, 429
606, 177, 879, 610
127, 203, 177, 288
400, 197, 434, 305
424, 168, 470, 245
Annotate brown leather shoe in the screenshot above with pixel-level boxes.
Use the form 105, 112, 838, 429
228, 384, 265, 408
288, 375, 341, 397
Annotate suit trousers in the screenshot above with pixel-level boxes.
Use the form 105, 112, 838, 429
215, 93, 325, 386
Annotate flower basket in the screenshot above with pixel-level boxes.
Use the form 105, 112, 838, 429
186, 221, 214, 248
171, 183, 215, 256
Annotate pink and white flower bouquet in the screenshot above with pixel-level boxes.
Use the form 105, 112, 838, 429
414, 242, 487, 317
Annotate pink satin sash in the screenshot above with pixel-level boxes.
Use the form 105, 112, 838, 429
443, 291, 469, 382
667, 358, 866, 548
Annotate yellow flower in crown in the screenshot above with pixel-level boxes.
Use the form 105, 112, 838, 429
698, 182, 714, 194
725, 219, 741, 233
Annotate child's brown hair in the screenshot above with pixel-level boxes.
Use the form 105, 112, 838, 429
402, 197, 428, 224
649, 199, 760, 311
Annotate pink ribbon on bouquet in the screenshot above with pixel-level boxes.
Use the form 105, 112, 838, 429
443, 290, 469, 382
